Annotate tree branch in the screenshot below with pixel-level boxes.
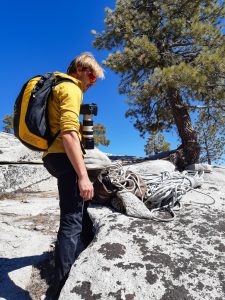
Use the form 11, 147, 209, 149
175, 104, 225, 110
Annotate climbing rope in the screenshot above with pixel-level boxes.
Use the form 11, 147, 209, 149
141, 170, 204, 221
104, 162, 145, 201
100, 163, 215, 221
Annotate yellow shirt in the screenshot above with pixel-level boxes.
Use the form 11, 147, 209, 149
43, 72, 83, 157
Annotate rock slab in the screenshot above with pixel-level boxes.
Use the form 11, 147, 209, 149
0, 196, 59, 300
60, 166, 225, 300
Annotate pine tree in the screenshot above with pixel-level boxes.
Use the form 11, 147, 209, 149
93, 0, 225, 169
144, 133, 170, 156
195, 110, 225, 165
93, 123, 110, 146
2, 114, 13, 133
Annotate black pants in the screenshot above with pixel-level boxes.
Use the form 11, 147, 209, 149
43, 153, 94, 296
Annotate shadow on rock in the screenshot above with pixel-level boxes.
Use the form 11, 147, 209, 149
0, 252, 48, 300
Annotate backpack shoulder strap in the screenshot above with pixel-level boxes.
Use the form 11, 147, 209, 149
47, 76, 76, 147
54, 77, 76, 87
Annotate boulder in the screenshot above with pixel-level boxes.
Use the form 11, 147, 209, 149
123, 159, 175, 176
0, 164, 56, 194
0, 132, 57, 194
60, 167, 225, 300
84, 147, 112, 170
85, 148, 112, 182
0, 132, 42, 163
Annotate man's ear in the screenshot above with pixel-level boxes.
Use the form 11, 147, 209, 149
76, 67, 82, 76
70, 67, 82, 79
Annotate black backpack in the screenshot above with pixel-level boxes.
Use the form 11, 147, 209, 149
13, 72, 74, 151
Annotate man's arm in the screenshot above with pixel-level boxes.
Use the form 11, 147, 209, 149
62, 131, 93, 201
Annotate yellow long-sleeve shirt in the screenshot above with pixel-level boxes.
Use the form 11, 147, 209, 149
43, 72, 83, 157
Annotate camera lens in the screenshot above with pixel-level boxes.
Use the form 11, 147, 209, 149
82, 115, 94, 149
83, 137, 94, 149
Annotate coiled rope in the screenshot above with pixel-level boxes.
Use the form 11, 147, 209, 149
104, 163, 145, 200
101, 162, 215, 221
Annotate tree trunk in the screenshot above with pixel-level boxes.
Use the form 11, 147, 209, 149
168, 89, 200, 170
203, 132, 211, 165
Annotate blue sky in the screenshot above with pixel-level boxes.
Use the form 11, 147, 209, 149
0, 0, 179, 156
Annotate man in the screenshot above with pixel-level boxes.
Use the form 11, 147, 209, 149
43, 52, 104, 298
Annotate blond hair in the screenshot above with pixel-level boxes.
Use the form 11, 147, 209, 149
67, 52, 104, 79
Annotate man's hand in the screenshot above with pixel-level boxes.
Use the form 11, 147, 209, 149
62, 131, 94, 201
78, 176, 94, 201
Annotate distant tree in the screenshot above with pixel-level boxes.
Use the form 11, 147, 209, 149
2, 114, 110, 147
195, 110, 225, 165
93, 123, 110, 146
144, 133, 170, 156
2, 114, 13, 133
93, 0, 225, 169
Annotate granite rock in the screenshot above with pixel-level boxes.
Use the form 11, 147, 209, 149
60, 166, 225, 300
84, 147, 112, 170
1, 132, 224, 300
0, 132, 42, 163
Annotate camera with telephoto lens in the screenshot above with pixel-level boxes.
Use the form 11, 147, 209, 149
80, 103, 98, 149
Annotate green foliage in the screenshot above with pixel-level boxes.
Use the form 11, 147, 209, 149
144, 133, 170, 156
93, 123, 110, 147
93, 0, 225, 164
195, 110, 225, 164
2, 114, 13, 133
